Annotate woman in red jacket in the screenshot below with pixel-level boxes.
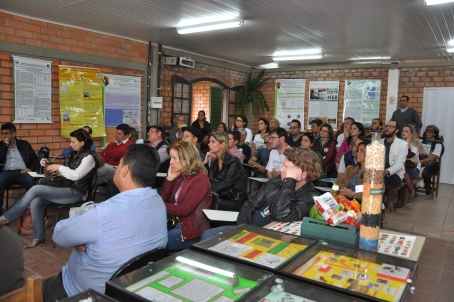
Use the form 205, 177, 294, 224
162, 140, 212, 251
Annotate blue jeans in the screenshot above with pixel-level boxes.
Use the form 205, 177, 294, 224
3, 185, 82, 239
166, 222, 201, 251
200, 225, 235, 241
0, 170, 36, 214
406, 168, 420, 180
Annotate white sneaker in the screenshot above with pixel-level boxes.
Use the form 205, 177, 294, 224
415, 179, 425, 189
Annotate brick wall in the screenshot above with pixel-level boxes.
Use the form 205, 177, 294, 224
159, 63, 248, 128
191, 83, 211, 123
0, 12, 148, 62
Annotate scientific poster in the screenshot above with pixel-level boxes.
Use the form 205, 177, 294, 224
104, 74, 142, 128
308, 81, 339, 128
343, 79, 381, 127
59, 66, 105, 138
275, 79, 306, 130
13, 56, 52, 123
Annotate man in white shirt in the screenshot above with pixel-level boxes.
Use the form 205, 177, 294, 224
381, 120, 407, 187
266, 127, 290, 179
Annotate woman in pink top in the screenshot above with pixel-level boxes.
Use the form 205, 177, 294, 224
336, 122, 365, 163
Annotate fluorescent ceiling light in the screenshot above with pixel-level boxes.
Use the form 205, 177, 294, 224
176, 256, 236, 278
447, 48, 454, 52
425, 0, 454, 5
259, 63, 279, 69
273, 49, 321, 56
448, 40, 454, 46
351, 56, 391, 60
177, 18, 243, 34
273, 54, 323, 61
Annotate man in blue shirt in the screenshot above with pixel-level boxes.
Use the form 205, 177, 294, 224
42, 145, 168, 301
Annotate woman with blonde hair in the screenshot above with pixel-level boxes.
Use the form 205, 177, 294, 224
400, 124, 423, 200
162, 140, 212, 251
269, 118, 280, 132
205, 131, 245, 211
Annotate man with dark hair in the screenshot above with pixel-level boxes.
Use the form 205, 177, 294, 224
227, 129, 244, 162
381, 119, 407, 190
287, 119, 302, 147
234, 114, 252, 145
0, 122, 38, 215
43, 145, 167, 301
391, 95, 423, 136
266, 127, 290, 179
99, 123, 133, 166
201, 148, 321, 240
311, 118, 323, 140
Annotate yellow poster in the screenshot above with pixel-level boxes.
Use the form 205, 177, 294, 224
59, 66, 106, 138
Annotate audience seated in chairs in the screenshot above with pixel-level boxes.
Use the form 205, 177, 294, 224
336, 122, 366, 164
337, 136, 369, 181
0, 128, 98, 249
205, 131, 245, 211
336, 142, 367, 202
419, 125, 444, 196
248, 135, 271, 193
201, 147, 322, 240
301, 132, 325, 183
42, 145, 167, 301
162, 140, 212, 251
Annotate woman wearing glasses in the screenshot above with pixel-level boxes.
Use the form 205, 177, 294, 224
233, 114, 253, 145
205, 131, 246, 211
314, 124, 337, 176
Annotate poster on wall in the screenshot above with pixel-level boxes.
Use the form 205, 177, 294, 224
59, 66, 105, 138
104, 74, 141, 129
308, 81, 339, 128
12, 56, 52, 123
343, 79, 381, 127
274, 79, 306, 130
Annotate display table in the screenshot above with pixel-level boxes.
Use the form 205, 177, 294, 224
279, 241, 418, 302
105, 249, 273, 302
192, 224, 316, 272
264, 221, 426, 262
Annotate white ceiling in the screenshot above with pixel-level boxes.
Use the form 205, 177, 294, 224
3, 0, 454, 67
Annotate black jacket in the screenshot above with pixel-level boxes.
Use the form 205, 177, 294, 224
0, 139, 38, 173
206, 152, 245, 201
237, 176, 319, 225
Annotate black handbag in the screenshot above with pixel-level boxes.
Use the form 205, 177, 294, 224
404, 159, 417, 169
38, 174, 73, 187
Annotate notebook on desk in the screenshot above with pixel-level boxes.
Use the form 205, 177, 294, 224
203, 209, 239, 222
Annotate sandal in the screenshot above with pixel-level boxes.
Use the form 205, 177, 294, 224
0, 216, 11, 226
24, 238, 45, 249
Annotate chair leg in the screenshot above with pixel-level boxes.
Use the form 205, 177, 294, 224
435, 174, 440, 197
53, 209, 61, 248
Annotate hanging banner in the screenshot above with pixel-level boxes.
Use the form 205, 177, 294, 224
12, 56, 52, 123
104, 74, 142, 128
59, 66, 105, 138
343, 79, 381, 128
274, 79, 306, 130
385, 69, 400, 122
308, 81, 339, 129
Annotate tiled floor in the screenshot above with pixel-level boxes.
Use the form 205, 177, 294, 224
3, 183, 454, 301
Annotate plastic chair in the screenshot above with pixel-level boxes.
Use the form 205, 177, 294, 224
109, 248, 165, 280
